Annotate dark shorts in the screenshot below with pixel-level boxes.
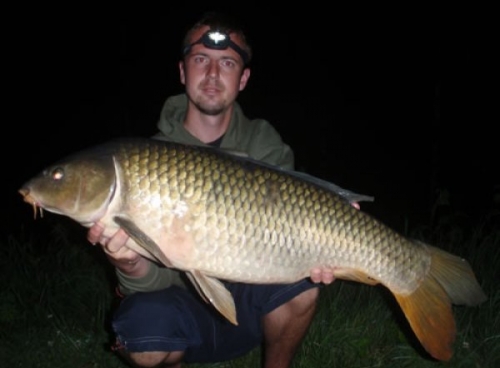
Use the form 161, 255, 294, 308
111, 279, 319, 363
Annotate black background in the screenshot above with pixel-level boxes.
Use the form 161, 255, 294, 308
4, 4, 497, 235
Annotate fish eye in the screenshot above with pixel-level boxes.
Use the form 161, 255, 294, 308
51, 167, 65, 181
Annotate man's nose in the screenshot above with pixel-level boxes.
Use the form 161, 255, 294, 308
206, 60, 220, 78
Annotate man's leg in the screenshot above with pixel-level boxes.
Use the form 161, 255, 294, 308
111, 286, 209, 367
262, 287, 319, 368
112, 282, 319, 367
120, 351, 184, 368
111, 283, 264, 366
121, 351, 184, 367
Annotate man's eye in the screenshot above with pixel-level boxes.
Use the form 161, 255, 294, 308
194, 56, 208, 63
220, 59, 236, 68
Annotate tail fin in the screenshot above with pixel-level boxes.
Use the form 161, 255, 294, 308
423, 244, 487, 306
393, 243, 487, 361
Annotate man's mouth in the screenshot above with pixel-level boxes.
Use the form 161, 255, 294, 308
201, 87, 221, 95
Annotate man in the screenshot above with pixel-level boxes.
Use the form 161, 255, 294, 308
88, 12, 337, 367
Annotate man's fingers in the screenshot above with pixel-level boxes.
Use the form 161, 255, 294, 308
87, 222, 105, 245
310, 268, 336, 284
321, 270, 335, 285
87, 224, 145, 275
310, 269, 322, 283
103, 229, 129, 253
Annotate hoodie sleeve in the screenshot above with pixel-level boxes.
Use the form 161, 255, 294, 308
115, 262, 187, 295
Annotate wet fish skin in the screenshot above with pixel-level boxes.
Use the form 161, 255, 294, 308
19, 137, 487, 361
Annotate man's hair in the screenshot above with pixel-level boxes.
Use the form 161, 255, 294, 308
182, 11, 253, 64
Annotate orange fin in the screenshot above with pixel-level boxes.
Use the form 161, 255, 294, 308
334, 268, 380, 285
393, 243, 487, 361
394, 273, 455, 361
186, 270, 238, 325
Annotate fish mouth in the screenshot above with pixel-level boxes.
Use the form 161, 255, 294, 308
19, 188, 43, 219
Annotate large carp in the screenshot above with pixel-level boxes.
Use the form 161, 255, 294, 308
18, 137, 486, 361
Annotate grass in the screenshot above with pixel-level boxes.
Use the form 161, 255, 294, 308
1, 210, 499, 367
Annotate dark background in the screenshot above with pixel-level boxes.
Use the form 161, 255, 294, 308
4, 4, 497, 236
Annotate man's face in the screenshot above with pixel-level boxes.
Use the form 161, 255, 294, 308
180, 26, 251, 116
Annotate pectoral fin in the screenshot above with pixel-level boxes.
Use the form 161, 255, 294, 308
186, 270, 238, 325
114, 216, 173, 267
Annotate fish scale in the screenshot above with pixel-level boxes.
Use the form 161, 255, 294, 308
116, 141, 440, 290
117, 139, 459, 290
124, 142, 430, 292
19, 137, 487, 361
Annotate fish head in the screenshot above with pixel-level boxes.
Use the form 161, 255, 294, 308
19, 150, 117, 225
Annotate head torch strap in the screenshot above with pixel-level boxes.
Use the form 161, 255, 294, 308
183, 30, 249, 65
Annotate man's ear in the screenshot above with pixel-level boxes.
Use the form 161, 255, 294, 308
239, 68, 251, 91
179, 61, 186, 85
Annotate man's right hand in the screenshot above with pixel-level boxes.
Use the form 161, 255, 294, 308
88, 222, 150, 277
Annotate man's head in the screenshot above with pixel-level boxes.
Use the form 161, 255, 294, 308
179, 12, 252, 116
181, 12, 252, 66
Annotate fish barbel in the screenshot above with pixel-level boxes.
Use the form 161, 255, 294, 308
18, 137, 487, 361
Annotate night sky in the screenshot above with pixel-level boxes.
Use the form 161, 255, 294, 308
5, 4, 497, 235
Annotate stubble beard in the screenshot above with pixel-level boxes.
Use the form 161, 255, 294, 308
194, 98, 226, 116
192, 80, 228, 116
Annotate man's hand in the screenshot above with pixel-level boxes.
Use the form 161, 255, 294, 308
310, 268, 335, 284
88, 222, 150, 277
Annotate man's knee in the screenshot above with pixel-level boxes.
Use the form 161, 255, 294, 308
262, 286, 320, 362
126, 350, 184, 367
289, 287, 319, 316
297, 287, 320, 305
265, 287, 319, 327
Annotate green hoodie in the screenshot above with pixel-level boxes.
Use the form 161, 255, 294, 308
117, 93, 295, 294
153, 94, 294, 170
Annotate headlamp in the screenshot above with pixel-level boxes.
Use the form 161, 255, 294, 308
183, 30, 250, 65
